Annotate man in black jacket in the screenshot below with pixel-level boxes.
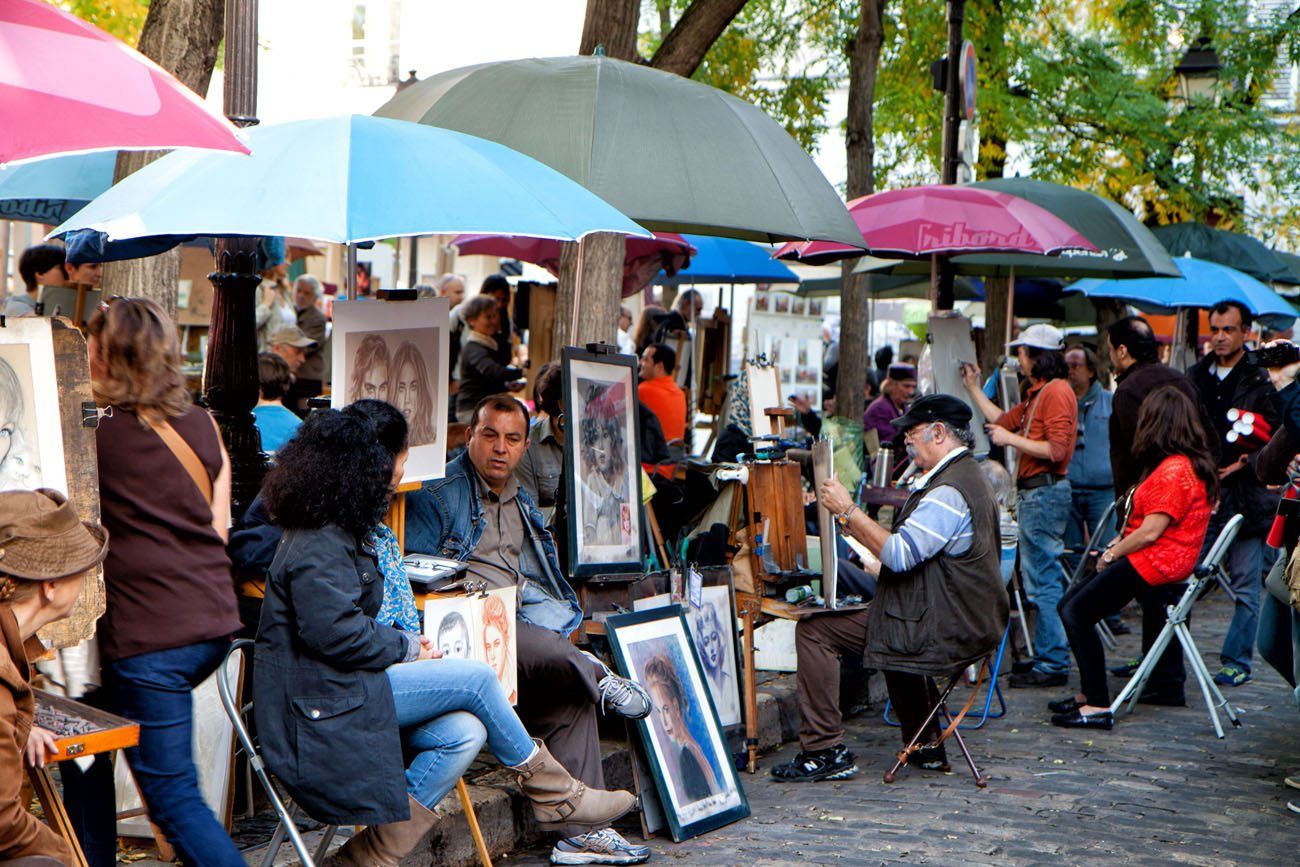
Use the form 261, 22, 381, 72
1190, 300, 1280, 688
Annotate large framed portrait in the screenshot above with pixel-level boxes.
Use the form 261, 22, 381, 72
607, 607, 749, 842
0, 317, 68, 493
633, 586, 742, 728
331, 297, 449, 481
561, 346, 643, 576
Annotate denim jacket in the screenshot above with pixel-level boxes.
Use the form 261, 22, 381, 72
1068, 381, 1113, 490
404, 453, 584, 635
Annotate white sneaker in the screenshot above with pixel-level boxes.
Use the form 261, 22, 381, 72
551, 828, 652, 865
583, 650, 651, 719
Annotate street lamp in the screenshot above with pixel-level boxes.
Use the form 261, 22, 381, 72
1174, 36, 1222, 103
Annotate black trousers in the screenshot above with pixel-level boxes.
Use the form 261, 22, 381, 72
1059, 557, 1185, 707
514, 620, 605, 789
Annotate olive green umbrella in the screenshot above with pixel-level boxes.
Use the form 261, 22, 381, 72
374, 56, 863, 247
1152, 222, 1297, 285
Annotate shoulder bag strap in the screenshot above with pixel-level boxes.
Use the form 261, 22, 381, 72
147, 415, 214, 506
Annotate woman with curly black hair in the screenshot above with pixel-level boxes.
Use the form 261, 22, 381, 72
253, 408, 634, 867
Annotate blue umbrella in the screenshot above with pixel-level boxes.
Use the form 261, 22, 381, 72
1068, 256, 1297, 327
53, 115, 649, 259
653, 234, 798, 286
0, 150, 115, 224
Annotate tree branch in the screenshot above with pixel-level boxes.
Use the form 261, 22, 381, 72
650, 0, 750, 77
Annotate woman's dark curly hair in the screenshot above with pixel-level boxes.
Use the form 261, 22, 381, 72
343, 399, 409, 458
261, 409, 395, 538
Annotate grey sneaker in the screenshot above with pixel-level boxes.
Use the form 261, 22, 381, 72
551, 828, 652, 865
583, 650, 652, 719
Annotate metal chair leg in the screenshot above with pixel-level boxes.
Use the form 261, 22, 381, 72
883, 674, 960, 784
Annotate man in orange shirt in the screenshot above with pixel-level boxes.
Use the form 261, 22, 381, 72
962, 323, 1078, 688
638, 343, 687, 445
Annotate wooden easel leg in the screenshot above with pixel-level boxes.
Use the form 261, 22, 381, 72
741, 605, 759, 774
29, 766, 90, 867
456, 777, 492, 867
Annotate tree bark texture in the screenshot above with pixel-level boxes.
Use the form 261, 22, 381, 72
651, 0, 749, 77
553, 233, 628, 350
834, 0, 885, 424
579, 0, 641, 60
981, 276, 1011, 375
100, 0, 225, 320
1092, 298, 1128, 375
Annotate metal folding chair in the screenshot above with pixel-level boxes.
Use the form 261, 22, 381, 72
216, 639, 336, 867
1064, 499, 1121, 651
1108, 515, 1245, 738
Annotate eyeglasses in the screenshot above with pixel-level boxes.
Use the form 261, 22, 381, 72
903, 423, 939, 444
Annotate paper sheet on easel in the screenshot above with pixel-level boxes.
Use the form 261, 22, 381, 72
811, 438, 838, 608
746, 363, 780, 439
926, 313, 989, 457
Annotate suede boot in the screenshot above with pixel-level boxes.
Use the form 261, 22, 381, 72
511, 738, 637, 831
320, 795, 438, 867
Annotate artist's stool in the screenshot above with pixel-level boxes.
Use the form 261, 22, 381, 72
884, 625, 1010, 730
216, 640, 493, 867
1109, 514, 1244, 738
881, 659, 992, 789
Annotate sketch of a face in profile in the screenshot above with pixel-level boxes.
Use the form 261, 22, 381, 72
0, 357, 39, 491
481, 593, 516, 703
350, 333, 390, 403
391, 340, 436, 447
436, 611, 471, 659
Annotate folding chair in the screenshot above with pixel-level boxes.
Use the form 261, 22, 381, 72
882, 624, 1009, 730
216, 640, 334, 867
1108, 514, 1245, 738
881, 658, 993, 788
1064, 499, 1121, 651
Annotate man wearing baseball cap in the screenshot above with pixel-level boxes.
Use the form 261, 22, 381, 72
268, 324, 318, 378
962, 323, 1078, 689
772, 395, 1006, 783
0, 489, 108, 864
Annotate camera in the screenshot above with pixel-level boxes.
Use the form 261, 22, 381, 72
1245, 342, 1300, 369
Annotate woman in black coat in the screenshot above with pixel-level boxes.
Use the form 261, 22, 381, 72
254, 409, 634, 867
455, 294, 522, 423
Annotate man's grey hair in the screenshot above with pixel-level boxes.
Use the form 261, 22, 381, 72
939, 422, 975, 449
294, 274, 322, 298
435, 273, 465, 294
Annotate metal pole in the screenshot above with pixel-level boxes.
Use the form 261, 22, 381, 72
935, 0, 966, 312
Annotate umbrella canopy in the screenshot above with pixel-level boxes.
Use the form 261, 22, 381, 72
0, 149, 115, 224
451, 231, 693, 297
776, 184, 1097, 265
373, 55, 862, 248
0, 0, 248, 164
54, 115, 650, 259
654, 234, 798, 286
796, 272, 980, 299
1068, 256, 1297, 328
1152, 223, 1297, 285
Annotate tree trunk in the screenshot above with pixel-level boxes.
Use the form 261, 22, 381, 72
100, 0, 225, 320
982, 275, 1011, 375
1093, 298, 1128, 374
834, 0, 885, 423
650, 0, 749, 77
553, 233, 627, 349
579, 0, 641, 60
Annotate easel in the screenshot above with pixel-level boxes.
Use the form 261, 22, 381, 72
386, 482, 493, 867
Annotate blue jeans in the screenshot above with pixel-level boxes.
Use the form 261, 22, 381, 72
1063, 486, 1116, 577
387, 658, 536, 811
1214, 528, 1270, 673
1018, 480, 1073, 675
1258, 552, 1300, 706
105, 639, 243, 867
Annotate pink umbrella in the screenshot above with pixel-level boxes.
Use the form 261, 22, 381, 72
451, 231, 695, 297
0, 0, 249, 165
774, 184, 1096, 264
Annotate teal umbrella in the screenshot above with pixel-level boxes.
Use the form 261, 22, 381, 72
374, 56, 862, 247
1152, 223, 1297, 285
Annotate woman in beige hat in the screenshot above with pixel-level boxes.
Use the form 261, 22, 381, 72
0, 488, 107, 866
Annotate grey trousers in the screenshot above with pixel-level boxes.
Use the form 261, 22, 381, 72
514, 620, 605, 788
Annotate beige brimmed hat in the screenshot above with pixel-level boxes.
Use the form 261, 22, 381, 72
0, 489, 108, 581
268, 324, 317, 348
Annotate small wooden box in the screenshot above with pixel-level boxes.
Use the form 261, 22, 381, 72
34, 690, 139, 761
745, 460, 806, 582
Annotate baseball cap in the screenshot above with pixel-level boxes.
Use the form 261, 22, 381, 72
1007, 323, 1064, 351
268, 325, 317, 348
891, 394, 973, 433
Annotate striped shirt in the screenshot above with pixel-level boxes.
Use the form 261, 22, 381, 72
880, 448, 974, 573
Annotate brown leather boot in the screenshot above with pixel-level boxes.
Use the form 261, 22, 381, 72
319, 795, 438, 867
511, 738, 637, 832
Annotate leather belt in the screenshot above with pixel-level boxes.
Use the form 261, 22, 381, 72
1017, 473, 1065, 491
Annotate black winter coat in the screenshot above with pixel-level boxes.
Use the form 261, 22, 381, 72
253, 525, 411, 825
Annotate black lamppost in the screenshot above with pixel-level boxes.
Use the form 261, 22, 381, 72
203, 0, 267, 519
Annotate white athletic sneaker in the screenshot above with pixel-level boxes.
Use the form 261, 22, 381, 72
550, 828, 652, 865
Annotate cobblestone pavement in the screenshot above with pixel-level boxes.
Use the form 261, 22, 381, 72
514, 592, 1299, 866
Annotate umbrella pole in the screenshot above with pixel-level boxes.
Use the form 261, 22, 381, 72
929, 253, 938, 307
343, 243, 356, 301
1005, 266, 1016, 348
571, 236, 584, 343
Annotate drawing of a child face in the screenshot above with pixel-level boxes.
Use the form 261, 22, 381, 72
593, 420, 614, 473
0, 376, 20, 468
394, 358, 419, 422
437, 613, 470, 659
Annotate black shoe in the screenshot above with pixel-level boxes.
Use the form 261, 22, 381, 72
1047, 695, 1082, 714
1051, 709, 1114, 730
1011, 660, 1037, 675
1107, 621, 1132, 636
913, 745, 949, 771
1010, 669, 1069, 689
1109, 658, 1141, 678
1137, 690, 1186, 707
771, 744, 858, 782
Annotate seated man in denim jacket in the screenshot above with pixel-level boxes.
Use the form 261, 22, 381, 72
406, 394, 653, 867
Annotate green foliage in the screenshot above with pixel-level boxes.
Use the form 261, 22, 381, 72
59, 0, 149, 45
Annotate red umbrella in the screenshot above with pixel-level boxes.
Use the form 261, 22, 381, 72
450, 231, 694, 297
774, 184, 1096, 264
0, 0, 249, 165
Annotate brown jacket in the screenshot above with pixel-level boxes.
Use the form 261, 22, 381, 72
0, 605, 73, 864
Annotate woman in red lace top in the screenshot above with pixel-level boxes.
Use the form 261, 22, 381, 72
1053, 386, 1218, 729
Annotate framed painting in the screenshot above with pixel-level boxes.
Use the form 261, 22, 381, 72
606, 607, 749, 842
331, 297, 449, 481
561, 346, 644, 576
0, 317, 68, 494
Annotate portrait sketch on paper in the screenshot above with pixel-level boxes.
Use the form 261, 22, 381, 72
422, 588, 518, 704
0, 318, 67, 494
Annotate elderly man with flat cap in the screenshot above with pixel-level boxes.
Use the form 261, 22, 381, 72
771, 395, 1007, 783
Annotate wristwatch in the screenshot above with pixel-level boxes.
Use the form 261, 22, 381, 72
835, 505, 856, 528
